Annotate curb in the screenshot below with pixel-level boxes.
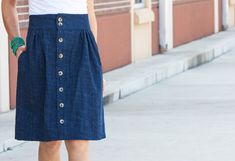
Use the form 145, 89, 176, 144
103, 30, 235, 105
0, 139, 26, 153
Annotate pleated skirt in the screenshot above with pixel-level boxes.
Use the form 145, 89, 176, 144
15, 13, 106, 141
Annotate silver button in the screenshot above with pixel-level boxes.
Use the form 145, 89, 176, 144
58, 53, 63, 59
59, 119, 64, 124
59, 87, 64, 92
58, 22, 63, 26
58, 37, 63, 42
59, 102, 64, 108
58, 17, 63, 22
58, 70, 63, 76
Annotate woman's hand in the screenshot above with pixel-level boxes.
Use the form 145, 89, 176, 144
16, 45, 27, 59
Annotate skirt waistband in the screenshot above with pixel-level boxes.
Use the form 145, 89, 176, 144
28, 13, 91, 30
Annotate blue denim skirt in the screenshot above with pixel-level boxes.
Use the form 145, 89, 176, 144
15, 13, 106, 141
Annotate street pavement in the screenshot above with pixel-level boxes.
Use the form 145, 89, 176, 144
0, 48, 235, 161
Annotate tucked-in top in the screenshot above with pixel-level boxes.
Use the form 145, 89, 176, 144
29, 0, 88, 15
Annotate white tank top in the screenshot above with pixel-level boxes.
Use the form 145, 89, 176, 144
29, 0, 88, 15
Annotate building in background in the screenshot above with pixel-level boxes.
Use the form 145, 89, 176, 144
229, 0, 235, 27
0, 0, 234, 112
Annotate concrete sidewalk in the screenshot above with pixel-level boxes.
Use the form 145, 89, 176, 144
103, 28, 235, 104
1, 28, 235, 153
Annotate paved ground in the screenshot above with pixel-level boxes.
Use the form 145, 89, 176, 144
103, 28, 235, 105
0, 49, 235, 161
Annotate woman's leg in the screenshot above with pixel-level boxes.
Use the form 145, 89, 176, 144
38, 140, 62, 161
64, 140, 90, 161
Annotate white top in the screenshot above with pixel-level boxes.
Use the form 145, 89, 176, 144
29, 0, 88, 15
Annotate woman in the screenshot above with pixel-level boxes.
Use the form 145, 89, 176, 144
2, 0, 106, 161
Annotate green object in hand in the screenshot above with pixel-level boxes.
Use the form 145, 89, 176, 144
10, 36, 25, 56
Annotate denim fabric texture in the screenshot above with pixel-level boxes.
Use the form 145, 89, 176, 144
15, 13, 106, 141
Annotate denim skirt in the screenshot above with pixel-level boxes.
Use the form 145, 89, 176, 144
15, 13, 106, 141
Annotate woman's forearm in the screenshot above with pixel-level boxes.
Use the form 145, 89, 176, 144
2, 0, 21, 40
90, 13, 98, 41
87, 0, 98, 41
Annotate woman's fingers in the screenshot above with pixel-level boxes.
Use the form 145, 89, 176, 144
16, 45, 27, 59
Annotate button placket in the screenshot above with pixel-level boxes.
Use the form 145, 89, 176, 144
56, 15, 65, 126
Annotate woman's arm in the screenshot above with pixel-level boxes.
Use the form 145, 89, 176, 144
1, 0, 26, 58
87, 0, 97, 42
87, 0, 106, 93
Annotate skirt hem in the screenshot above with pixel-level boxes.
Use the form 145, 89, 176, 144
15, 134, 106, 141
